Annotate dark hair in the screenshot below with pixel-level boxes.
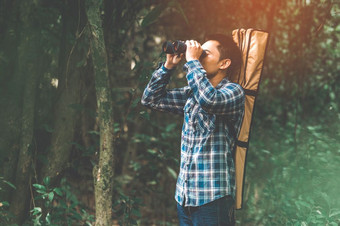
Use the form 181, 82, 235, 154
205, 33, 242, 78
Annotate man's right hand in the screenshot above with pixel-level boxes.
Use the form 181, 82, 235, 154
164, 53, 184, 70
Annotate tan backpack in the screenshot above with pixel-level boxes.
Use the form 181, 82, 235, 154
230, 29, 270, 209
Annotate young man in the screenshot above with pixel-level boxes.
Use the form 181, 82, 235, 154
141, 34, 245, 226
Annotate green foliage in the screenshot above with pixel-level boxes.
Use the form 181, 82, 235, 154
141, 3, 167, 28
1, 0, 339, 224
0, 177, 16, 191
29, 177, 94, 226
237, 112, 340, 225
112, 189, 143, 226
141, 0, 188, 28
0, 177, 16, 225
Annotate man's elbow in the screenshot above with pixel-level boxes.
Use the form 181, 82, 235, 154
141, 95, 156, 108
141, 96, 149, 107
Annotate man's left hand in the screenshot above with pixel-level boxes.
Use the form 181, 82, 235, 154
185, 40, 203, 62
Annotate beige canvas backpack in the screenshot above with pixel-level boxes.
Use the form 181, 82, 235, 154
230, 29, 270, 209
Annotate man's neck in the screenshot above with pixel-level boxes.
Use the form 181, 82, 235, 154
208, 72, 226, 88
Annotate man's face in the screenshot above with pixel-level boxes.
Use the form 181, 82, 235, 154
199, 40, 223, 78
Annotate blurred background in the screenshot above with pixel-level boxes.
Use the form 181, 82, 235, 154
0, 0, 339, 225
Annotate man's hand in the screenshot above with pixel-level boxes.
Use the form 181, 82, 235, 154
164, 53, 184, 70
185, 40, 203, 62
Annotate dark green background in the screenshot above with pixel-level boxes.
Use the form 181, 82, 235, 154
0, 0, 339, 225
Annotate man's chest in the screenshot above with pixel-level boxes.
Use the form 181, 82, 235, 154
183, 96, 216, 136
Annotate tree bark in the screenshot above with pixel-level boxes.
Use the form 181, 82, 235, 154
0, 0, 23, 202
8, 1, 44, 223
86, 1, 115, 225
40, 0, 88, 180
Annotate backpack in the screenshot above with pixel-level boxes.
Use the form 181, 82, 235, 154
230, 28, 270, 209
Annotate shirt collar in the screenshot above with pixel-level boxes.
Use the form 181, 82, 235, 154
215, 77, 230, 89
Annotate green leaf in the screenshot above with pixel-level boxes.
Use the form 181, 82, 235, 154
48, 192, 54, 202
147, 181, 157, 185
295, 200, 311, 210
35, 190, 47, 194
167, 167, 177, 179
165, 123, 176, 132
141, 4, 166, 28
70, 209, 83, 220
31, 207, 42, 216
131, 208, 141, 217
139, 111, 150, 120
33, 214, 42, 226
43, 177, 50, 186
45, 212, 51, 224
53, 188, 63, 196
88, 130, 100, 135
147, 149, 157, 155
33, 184, 46, 192
42, 124, 54, 133
114, 123, 121, 133
329, 210, 340, 218
3, 180, 16, 189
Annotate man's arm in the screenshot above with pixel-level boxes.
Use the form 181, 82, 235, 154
185, 60, 245, 117
141, 64, 190, 115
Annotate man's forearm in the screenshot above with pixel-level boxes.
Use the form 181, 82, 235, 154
141, 64, 173, 107
184, 60, 245, 115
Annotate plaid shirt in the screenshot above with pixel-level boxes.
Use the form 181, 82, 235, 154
141, 60, 245, 207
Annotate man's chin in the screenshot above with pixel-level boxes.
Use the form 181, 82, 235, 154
206, 73, 213, 79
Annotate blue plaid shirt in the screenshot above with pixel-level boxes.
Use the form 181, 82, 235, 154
141, 60, 245, 207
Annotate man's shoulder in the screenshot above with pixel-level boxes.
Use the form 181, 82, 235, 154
220, 81, 244, 94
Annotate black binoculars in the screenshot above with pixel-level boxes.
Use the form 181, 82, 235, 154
162, 41, 186, 54
162, 40, 207, 58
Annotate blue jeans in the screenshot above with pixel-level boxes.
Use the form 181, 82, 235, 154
177, 196, 235, 226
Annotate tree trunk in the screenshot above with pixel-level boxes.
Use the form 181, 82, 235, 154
0, 0, 23, 202
40, 0, 88, 180
8, 1, 44, 223
86, 1, 115, 225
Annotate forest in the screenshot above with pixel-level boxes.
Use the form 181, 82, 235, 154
0, 0, 339, 225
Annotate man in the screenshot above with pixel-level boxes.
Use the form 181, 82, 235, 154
141, 34, 245, 226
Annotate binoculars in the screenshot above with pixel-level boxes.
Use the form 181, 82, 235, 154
162, 40, 207, 58
162, 41, 186, 54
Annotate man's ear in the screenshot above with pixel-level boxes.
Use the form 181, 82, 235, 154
219, 59, 231, 70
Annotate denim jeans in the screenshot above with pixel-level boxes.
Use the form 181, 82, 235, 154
177, 196, 235, 226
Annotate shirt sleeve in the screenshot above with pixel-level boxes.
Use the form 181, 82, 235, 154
141, 63, 190, 115
184, 60, 245, 117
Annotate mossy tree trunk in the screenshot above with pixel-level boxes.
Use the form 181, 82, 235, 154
86, 1, 115, 225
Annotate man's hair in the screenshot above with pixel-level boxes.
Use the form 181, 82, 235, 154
205, 33, 242, 78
